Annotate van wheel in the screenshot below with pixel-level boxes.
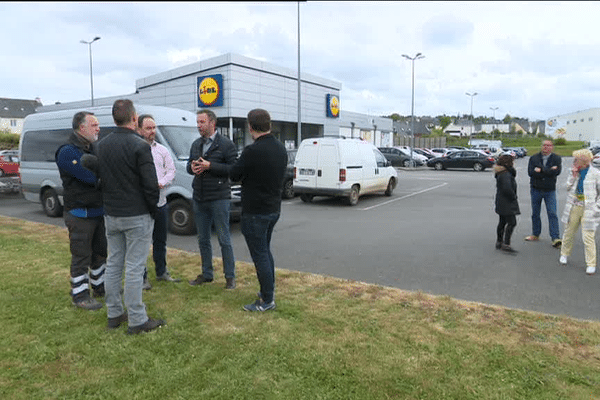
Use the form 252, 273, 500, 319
347, 185, 359, 206
385, 178, 395, 196
300, 194, 313, 203
473, 162, 483, 172
42, 188, 63, 217
168, 198, 196, 235
282, 179, 294, 199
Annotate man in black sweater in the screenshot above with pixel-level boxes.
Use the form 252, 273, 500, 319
230, 109, 287, 312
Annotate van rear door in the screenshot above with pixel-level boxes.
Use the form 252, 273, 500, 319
316, 142, 339, 189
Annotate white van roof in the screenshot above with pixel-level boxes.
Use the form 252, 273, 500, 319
23, 105, 197, 131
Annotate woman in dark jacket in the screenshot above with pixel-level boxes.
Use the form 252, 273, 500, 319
494, 154, 520, 253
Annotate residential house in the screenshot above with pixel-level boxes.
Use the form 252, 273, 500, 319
0, 98, 43, 134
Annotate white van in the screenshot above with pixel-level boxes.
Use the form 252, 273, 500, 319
19, 105, 241, 235
293, 137, 397, 205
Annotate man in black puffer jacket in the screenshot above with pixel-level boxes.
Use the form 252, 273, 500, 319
187, 109, 238, 289
95, 99, 164, 335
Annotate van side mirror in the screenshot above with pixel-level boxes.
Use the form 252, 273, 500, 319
385, 160, 391, 167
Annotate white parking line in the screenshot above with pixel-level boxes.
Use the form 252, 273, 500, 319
359, 182, 448, 211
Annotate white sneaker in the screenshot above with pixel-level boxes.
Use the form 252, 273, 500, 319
559, 255, 568, 265
586, 266, 596, 275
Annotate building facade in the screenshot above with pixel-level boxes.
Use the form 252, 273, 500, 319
546, 108, 600, 143
39, 53, 393, 149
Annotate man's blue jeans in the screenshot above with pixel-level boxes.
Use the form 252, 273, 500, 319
104, 214, 154, 327
241, 213, 280, 304
530, 187, 560, 240
193, 199, 235, 280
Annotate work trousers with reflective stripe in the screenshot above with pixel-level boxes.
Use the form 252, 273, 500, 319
64, 212, 107, 300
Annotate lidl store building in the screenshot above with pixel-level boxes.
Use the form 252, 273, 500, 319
40, 53, 393, 150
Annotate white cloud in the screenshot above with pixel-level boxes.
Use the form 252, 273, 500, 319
1, 1, 599, 120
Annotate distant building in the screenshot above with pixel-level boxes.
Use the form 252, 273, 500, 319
546, 108, 600, 143
0, 97, 42, 134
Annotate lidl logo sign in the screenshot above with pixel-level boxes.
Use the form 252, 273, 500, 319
326, 94, 340, 118
198, 74, 223, 107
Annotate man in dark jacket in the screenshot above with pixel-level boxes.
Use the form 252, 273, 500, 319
526, 140, 562, 247
230, 109, 287, 311
187, 109, 238, 289
56, 111, 106, 310
95, 99, 164, 334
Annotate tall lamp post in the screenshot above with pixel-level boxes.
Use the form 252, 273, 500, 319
465, 92, 478, 137
402, 52, 425, 168
80, 36, 101, 107
490, 106, 499, 138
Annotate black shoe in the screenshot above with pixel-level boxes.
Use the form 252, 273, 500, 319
501, 244, 518, 254
189, 275, 213, 286
72, 296, 103, 311
225, 278, 236, 289
107, 313, 128, 329
495, 241, 502, 249
126, 318, 165, 335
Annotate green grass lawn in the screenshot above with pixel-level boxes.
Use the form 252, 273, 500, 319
1, 216, 599, 399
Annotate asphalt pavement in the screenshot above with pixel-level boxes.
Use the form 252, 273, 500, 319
1, 156, 599, 321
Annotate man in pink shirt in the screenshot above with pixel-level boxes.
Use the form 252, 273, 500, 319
138, 114, 181, 286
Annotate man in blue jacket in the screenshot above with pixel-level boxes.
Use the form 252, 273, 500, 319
56, 111, 106, 310
526, 140, 562, 247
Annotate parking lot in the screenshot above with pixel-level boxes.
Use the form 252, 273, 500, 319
1, 156, 599, 321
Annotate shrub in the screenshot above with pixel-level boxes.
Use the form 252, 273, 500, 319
554, 137, 567, 146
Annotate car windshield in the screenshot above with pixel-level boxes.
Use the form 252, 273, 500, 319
158, 125, 199, 160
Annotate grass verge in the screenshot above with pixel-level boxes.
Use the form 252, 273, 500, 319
0, 215, 599, 399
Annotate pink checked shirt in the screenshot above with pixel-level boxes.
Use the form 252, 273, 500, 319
150, 141, 176, 207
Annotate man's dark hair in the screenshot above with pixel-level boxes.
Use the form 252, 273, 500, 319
138, 114, 155, 129
247, 108, 271, 133
197, 109, 217, 123
72, 111, 95, 132
112, 99, 136, 126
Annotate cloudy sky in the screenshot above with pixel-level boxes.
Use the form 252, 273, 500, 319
2, 1, 598, 121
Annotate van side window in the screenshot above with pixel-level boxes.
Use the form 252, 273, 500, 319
21, 129, 71, 162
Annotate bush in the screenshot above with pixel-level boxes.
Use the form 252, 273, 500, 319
0, 131, 20, 150
554, 137, 567, 146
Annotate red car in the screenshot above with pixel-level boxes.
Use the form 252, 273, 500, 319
0, 153, 19, 176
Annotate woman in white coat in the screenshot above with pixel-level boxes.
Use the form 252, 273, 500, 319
559, 148, 600, 275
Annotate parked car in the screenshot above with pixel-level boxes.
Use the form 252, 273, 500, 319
429, 148, 449, 158
282, 149, 297, 199
505, 147, 525, 158
0, 154, 19, 176
413, 148, 436, 159
427, 150, 496, 171
378, 147, 416, 167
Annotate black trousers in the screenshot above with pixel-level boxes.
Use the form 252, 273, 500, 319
64, 213, 107, 299
497, 214, 517, 246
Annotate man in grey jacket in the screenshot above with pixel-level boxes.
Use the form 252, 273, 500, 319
95, 99, 164, 334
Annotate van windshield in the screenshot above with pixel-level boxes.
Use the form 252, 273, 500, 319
158, 125, 199, 160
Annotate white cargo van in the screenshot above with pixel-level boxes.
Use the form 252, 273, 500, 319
19, 105, 241, 235
293, 137, 397, 205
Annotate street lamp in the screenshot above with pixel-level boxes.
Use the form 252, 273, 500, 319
402, 52, 425, 168
80, 36, 101, 107
465, 92, 478, 120
490, 107, 499, 138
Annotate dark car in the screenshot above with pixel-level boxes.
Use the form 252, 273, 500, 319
282, 149, 296, 199
427, 150, 495, 171
378, 147, 420, 167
